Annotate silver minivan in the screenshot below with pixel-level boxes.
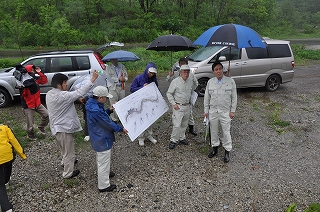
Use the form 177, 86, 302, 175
186, 38, 295, 96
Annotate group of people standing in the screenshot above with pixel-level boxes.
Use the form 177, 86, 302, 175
0, 55, 237, 210
166, 59, 237, 163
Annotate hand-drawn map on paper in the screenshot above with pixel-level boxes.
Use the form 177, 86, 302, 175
113, 82, 169, 141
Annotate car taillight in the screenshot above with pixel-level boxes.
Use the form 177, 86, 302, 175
94, 53, 106, 70
291, 61, 295, 67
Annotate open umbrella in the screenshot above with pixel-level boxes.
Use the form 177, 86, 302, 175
193, 24, 266, 48
102, 50, 140, 62
193, 24, 266, 75
146, 34, 195, 66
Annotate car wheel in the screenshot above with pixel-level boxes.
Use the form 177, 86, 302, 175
196, 78, 209, 97
265, 74, 281, 92
0, 88, 12, 108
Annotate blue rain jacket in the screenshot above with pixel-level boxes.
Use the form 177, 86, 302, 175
86, 98, 123, 152
130, 62, 158, 93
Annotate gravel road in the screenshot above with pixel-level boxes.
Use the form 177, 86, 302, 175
2, 64, 320, 212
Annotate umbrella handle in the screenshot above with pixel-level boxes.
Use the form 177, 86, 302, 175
121, 73, 125, 90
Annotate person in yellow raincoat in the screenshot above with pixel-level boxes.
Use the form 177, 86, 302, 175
0, 124, 27, 212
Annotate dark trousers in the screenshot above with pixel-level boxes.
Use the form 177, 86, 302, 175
82, 102, 88, 136
0, 161, 13, 211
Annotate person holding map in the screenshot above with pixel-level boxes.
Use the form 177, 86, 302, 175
86, 86, 128, 192
130, 62, 159, 146
166, 65, 198, 149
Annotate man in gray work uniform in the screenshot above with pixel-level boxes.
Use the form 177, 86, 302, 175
204, 61, 237, 163
166, 65, 198, 149
105, 58, 128, 122
166, 58, 199, 136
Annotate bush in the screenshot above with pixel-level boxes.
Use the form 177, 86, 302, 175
285, 203, 320, 212
292, 44, 320, 60
0, 58, 21, 68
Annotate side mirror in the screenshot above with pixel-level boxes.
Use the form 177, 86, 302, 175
218, 56, 227, 61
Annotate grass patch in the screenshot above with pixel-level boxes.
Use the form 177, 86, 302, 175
285, 203, 320, 212
273, 120, 290, 127
63, 178, 80, 187
199, 146, 209, 154
252, 103, 259, 111
41, 183, 50, 190
234, 143, 241, 148
266, 102, 291, 134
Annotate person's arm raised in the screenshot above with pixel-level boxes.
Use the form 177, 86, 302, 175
90, 70, 99, 83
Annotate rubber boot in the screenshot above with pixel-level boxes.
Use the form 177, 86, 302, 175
188, 125, 197, 136
224, 150, 230, 163
208, 146, 218, 158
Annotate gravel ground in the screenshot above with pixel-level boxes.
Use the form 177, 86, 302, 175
3, 64, 320, 212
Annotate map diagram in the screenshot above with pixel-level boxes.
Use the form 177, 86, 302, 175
113, 82, 169, 141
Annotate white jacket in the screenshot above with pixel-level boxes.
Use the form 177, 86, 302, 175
46, 81, 94, 135
204, 76, 237, 114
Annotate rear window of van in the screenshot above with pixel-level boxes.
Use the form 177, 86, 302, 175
246, 44, 292, 59
267, 44, 292, 58
246, 48, 268, 59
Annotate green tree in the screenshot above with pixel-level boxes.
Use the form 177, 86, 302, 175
50, 17, 79, 49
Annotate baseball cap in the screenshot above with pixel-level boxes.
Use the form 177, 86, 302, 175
148, 67, 157, 74
93, 86, 113, 98
180, 65, 190, 71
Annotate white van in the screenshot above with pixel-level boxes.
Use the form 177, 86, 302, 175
185, 38, 295, 96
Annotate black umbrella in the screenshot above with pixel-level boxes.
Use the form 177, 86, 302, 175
146, 34, 195, 66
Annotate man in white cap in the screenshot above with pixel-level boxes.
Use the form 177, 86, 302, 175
166, 65, 198, 149
86, 86, 128, 192
166, 58, 199, 136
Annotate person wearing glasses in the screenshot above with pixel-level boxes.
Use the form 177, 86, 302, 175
166, 65, 198, 149
86, 86, 128, 192
166, 58, 199, 136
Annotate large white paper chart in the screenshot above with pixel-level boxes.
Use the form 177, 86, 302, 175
113, 82, 169, 141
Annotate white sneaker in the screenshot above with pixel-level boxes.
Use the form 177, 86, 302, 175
138, 138, 145, 146
84, 136, 90, 141
147, 136, 157, 144
6, 209, 13, 212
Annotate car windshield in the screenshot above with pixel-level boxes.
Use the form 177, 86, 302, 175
187, 46, 224, 62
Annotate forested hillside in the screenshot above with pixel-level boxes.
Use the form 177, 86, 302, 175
0, 0, 319, 48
